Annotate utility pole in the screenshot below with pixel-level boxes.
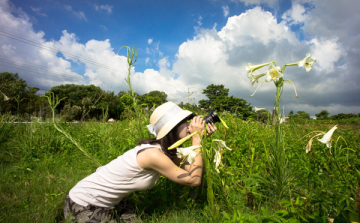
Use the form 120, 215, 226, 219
187, 87, 197, 105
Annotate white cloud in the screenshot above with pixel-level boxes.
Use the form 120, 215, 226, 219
0, 1, 127, 92
30, 6, 47, 17
231, 0, 279, 6
99, 25, 107, 31
64, 5, 87, 21
196, 15, 202, 26
218, 7, 298, 47
282, 3, 307, 25
222, 5, 229, 17
145, 40, 163, 67
309, 38, 346, 73
94, 4, 113, 14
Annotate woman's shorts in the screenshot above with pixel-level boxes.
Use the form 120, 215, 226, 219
63, 194, 140, 223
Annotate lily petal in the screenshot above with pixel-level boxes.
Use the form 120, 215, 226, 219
176, 145, 202, 164
298, 53, 317, 73
317, 125, 337, 148
265, 64, 283, 83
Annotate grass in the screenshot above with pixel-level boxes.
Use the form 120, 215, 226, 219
0, 115, 359, 222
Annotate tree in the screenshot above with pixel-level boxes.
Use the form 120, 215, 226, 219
288, 110, 294, 119
315, 110, 330, 120
199, 84, 253, 119
0, 72, 28, 113
294, 111, 310, 119
199, 84, 229, 109
330, 113, 357, 120
147, 90, 167, 104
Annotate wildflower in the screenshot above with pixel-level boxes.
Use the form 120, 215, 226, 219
304, 133, 323, 153
247, 73, 266, 86
318, 125, 337, 148
255, 107, 266, 112
1, 91, 9, 101
298, 53, 317, 73
265, 64, 283, 83
245, 62, 274, 74
213, 139, 231, 173
176, 145, 202, 164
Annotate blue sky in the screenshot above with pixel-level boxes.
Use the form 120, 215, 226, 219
1, 0, 359, 116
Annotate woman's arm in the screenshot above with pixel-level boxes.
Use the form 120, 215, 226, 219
138, 117, 211, 187
172, 122, 217, 172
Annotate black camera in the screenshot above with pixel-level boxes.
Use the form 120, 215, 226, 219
189, 110, 220, 124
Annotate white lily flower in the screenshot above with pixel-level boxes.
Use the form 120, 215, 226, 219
176, 145, 201, 164
247, 73, 266, 86
255, 107, 266, 112
1, 91, 9, 101
265, 64, 283, 83
298, 53, 317, 73
318, 125, 337, 148
245, 62, 273, 74
212, 139, 232, 173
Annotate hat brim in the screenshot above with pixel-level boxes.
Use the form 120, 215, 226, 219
156, 110, 192, 139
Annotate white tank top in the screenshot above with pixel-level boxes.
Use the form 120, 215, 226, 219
69, 144, 162, 208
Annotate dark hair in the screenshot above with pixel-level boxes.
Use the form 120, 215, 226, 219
137, 118, 188, 160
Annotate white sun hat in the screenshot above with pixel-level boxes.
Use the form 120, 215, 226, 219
147, 102, 192, 139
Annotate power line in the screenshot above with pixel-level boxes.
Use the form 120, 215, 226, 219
0, 29, 128, 74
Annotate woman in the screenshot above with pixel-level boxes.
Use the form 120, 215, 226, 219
63, 102, 217, 222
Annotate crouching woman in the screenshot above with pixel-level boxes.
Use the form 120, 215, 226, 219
63, 102, 216, 222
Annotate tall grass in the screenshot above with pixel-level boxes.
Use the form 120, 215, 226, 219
0, 114, 359, 222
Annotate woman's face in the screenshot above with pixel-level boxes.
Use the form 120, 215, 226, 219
177, 121, 190, 139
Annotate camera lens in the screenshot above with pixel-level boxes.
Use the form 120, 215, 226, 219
204, 110, 220, 124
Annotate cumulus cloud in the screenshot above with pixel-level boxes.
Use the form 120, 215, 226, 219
222, 5, 229, 17
281, 3, 308, 25
309, 38, 346, 73
171, 4, 359, 115
147, 38, 153, 44
0, 0, 127, 92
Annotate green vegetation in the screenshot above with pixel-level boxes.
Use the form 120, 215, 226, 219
0, 113, 359, 222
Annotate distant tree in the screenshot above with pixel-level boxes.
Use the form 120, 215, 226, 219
199, 84, 253, 119
294, 111, 310, 119
147, 90, 167, 104
50, 84, 104, 110
199, 84, 229, 109
315, 110, 330, 120
330, 113, 357, 120
288, 110, 294, 119
117, 90, 128, 98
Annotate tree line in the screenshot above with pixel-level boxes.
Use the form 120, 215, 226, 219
1, 72, 358, 122
0, 72, 255, 121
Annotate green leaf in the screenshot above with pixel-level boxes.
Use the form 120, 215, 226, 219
274, 209, 289, 216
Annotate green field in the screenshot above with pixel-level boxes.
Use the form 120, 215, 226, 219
1, 115, 359, 222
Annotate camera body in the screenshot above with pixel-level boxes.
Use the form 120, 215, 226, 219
190, 110, 220, 124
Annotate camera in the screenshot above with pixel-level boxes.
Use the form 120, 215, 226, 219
189, 110, 220, 124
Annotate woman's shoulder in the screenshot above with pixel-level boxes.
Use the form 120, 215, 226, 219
136, 146, 168, 169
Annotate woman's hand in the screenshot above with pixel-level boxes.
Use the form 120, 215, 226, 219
206, 122, 217, 137
188, 116, 206, 135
